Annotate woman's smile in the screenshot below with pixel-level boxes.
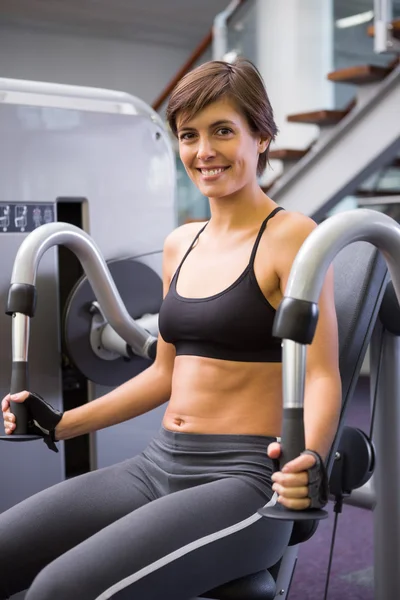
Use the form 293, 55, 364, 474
196, 166, 231, 182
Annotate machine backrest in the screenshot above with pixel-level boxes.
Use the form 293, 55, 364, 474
328, 241, 387, 472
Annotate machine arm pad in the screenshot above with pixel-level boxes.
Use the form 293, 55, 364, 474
25, 392, 63, 453
302, 450, 329, 509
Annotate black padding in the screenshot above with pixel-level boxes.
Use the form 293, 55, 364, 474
280, 408, 305, 468
63, 257, 162, 386
202, 569, 276, 600
379, 280, 400, 335
272, 297, 319, 344
6, 283, 37, 317
329, 242, 387, 470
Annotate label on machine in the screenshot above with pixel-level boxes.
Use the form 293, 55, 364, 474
0, 203, 55, 233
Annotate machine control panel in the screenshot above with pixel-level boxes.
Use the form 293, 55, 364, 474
0, 203, 55, 233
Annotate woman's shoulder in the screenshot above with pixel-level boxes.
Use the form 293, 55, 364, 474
163, 220, 208, 260
269, 209, 317, 248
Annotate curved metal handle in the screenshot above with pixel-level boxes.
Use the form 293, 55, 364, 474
8, 222, 155, 359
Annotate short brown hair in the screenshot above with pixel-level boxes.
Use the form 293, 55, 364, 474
166, 58, 278, 177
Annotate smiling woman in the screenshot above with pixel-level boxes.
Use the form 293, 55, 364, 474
0, 58, 341, 600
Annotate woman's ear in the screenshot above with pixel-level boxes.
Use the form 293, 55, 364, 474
258, 137, 270, 154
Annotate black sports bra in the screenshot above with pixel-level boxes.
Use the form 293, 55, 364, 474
158, 207, 284, 362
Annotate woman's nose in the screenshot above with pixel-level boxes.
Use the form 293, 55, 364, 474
197, 137, 216, 161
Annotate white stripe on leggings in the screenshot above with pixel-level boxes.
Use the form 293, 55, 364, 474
95, 493, 278, 600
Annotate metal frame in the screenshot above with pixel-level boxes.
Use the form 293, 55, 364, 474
374, 0, 400, 53
212, 0, 242, 61
281, 208, 400, 596
9, 222, 157, 359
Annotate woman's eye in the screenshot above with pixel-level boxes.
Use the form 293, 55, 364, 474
217, 128, 233, 136
179, 132, 195, 141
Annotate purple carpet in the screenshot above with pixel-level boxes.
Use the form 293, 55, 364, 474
289, 377, 374, 599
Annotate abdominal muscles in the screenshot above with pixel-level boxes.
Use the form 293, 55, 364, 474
162, 355, 283, 436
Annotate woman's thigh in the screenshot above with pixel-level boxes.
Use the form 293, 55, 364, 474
26, 476, 292, 600
0, 456, 154, 599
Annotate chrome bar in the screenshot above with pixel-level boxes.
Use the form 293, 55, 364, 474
282, 340, 307, 409
12, 314, 30, 362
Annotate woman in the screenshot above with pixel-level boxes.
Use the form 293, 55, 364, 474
0, 59, 341, 600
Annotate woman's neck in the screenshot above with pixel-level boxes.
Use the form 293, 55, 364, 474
207, 184, 276, 233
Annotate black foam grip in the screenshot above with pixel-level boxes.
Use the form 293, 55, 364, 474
280, 407, 305, 469
6, 284, 37, 317
9, 361, 29, 434
273, 297, 319, 344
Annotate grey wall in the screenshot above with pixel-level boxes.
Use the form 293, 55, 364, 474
0, 26, 191, 107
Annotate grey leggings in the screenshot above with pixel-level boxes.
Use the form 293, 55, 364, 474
0, 427, 292, 600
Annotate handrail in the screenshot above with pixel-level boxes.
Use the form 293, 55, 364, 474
152, 0, 248, 111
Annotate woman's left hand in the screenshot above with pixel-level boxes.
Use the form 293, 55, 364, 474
267, 442, 316, 510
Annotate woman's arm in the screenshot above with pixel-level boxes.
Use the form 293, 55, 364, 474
55, 353, 173, 441
55, 230, 181, 441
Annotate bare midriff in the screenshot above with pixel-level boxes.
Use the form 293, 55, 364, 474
162, 355, 282, 437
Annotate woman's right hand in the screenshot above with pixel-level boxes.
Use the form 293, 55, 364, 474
1, 391, 29, 435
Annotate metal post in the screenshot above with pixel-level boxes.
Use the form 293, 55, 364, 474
212, 1, 241, 61
373, 0, 400, 53
370, 321, 400, 598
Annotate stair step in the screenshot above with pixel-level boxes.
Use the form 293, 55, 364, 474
287, 108, 348, 126
327, 64, 391, 85
268, 148, 309, 161
367, 18, 400, 40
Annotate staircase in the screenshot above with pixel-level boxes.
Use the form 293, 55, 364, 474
265, 18, 400, 221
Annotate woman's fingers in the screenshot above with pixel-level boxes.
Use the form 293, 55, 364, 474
2, 395, 17, 434
272, 482, 309, 499
1, 396, 10, 413
272, 470, 309, 487
277, 496, 311, 510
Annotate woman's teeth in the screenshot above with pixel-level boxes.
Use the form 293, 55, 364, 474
201, 168, 227, 176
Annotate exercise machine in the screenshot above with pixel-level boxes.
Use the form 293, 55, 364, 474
0, 78, 176, 513
3, 208, 399, 598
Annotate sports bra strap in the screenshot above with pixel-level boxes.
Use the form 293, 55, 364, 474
175, 221, 209, 274
249, 206, 285, 266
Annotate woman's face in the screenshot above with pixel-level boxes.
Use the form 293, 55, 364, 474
176, 97, 267, 200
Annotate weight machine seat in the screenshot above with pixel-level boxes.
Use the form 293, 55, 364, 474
202, 241, 388, 600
